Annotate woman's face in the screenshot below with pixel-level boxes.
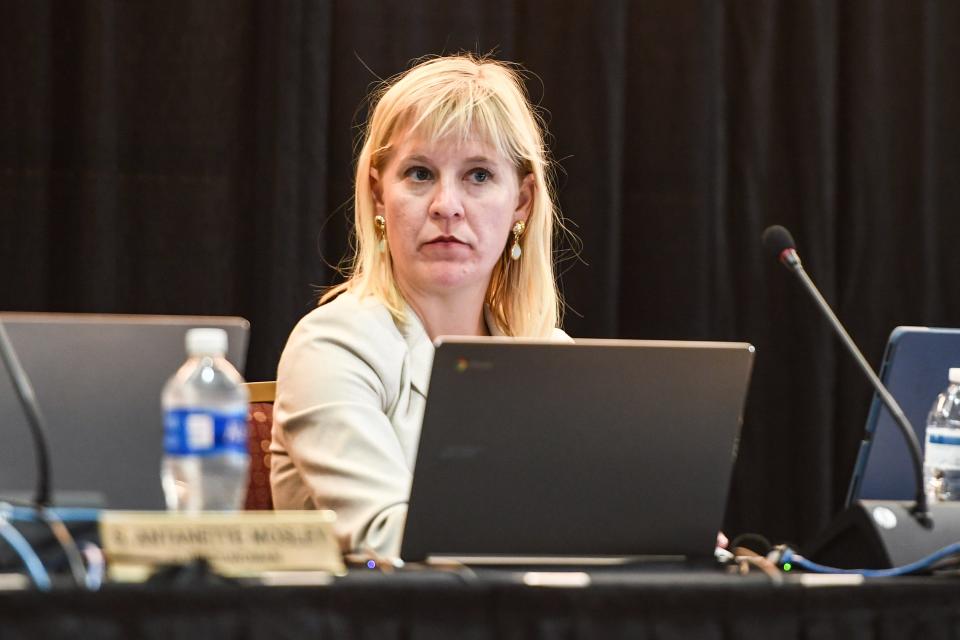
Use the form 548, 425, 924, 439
371, 130, 533, 301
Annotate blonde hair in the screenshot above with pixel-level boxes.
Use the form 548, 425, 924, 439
322, 54, 564, 337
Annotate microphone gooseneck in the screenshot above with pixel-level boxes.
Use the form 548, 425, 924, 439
762, 225, 930, 524
0, 322, 52, 507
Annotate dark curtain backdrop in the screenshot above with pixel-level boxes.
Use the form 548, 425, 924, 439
2, 1, 959, 547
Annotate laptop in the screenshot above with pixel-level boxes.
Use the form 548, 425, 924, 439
846, 326, 960, 505
400, 337, 755, 564
0, 313, 249, 509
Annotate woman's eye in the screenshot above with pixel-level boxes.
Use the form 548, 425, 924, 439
470, 168, 491, 183
408, 167, 432, 181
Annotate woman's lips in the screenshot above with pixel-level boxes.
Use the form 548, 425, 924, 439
424, 236, 467, 246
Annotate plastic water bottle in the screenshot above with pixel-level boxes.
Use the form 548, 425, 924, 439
923, 368, 960, 503
161, 328, 249, 511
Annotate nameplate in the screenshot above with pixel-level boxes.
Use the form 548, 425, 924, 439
100, 511, 344, 579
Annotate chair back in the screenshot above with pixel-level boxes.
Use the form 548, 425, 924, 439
244, 381, 276, 510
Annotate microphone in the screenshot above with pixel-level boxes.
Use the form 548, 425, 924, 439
762, 225, 929, 523
765, 225, 960, 570
761, 225, 802, 270
761, 224, 960, 568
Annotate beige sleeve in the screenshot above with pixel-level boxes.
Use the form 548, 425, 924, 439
271, 305, 410, 558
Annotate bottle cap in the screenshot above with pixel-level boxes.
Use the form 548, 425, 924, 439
185, 328, 228, 357
950, 368, 960, 384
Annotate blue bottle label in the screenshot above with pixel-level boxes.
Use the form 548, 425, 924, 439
163, 408, 248, 456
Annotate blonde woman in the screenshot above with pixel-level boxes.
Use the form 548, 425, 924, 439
270, 54, 571, 558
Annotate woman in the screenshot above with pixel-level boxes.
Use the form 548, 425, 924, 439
270, 54, 571, 558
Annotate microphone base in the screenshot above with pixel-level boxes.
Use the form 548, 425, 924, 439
804, 500, 960, 569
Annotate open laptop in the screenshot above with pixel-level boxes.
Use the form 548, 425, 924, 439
0, 313, 249, 509
845, 326, 960, 505
400, 337, 755, 564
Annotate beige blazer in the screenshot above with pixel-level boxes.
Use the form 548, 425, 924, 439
270, 291, 569, 558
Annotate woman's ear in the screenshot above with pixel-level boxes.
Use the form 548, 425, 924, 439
370, 167, 385, 213
515, 173, 535, 222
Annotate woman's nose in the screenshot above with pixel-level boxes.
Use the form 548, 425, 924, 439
428, 178, 464, 219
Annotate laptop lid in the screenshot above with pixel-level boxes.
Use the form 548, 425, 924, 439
0, 313, 249, 509
400, 337, 755, 563
846, 326, 960, 505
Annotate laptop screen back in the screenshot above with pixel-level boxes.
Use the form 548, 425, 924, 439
401, 338, 755, 562
847, 326, 960, 504
0, 313, 249, 509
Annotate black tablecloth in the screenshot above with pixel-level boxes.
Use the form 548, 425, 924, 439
1, 567, 960, 639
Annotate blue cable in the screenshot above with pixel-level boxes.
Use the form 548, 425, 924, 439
6, 506, 101, 523
780, 542, 960, 578
0, 518, 52, 591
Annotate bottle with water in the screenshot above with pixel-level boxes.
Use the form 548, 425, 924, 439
161, 328, 249, 511
923, 368, 960, 503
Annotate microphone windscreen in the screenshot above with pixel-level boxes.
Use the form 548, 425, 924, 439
761, 225, 796, 259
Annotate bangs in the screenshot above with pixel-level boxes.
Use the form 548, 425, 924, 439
375, 72, 529, 171
413, 88, 519, 163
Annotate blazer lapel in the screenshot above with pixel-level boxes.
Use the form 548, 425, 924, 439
400, 306, 434, 397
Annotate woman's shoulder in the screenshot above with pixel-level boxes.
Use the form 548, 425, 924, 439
301, 291, 397, 333
281, 292, 408, 372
